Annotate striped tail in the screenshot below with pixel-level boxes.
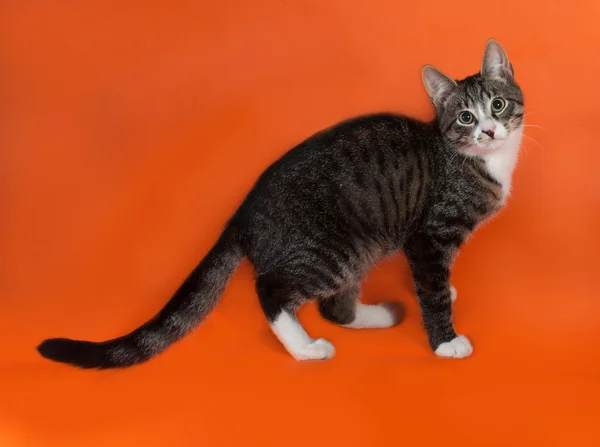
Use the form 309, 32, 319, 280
37, 226, 243, 369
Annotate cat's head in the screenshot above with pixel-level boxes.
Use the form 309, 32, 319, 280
422, 39, 524, 156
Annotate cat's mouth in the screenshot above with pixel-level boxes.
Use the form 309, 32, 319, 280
478, 137, 506, 150
463, 136, 508, 155
464, 124, 523, 156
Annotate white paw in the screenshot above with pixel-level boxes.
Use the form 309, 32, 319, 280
343, 302, 402, 329
434, 335, 473, 358
292, 338, 336, 361
450, 285, 457, 303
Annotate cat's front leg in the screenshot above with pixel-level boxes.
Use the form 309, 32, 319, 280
405, 233, 473, 359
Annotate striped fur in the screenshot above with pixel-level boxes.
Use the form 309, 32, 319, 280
37, 39, 523, 368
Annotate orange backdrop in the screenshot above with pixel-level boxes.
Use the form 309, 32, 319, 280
2, 1, 600, 446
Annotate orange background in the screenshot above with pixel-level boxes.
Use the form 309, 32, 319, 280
2, 1, 600, 446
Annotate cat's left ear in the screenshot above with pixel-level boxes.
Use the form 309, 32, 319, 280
481, 39, 514, 80
422, 65, 457, 108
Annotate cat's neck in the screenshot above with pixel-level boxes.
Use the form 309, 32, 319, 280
480, 127, 523, 203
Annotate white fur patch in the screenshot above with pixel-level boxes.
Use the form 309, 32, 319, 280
342, 303, 397, 329
270, 311, 335, 360
476, 105, 486, 124
435, 335, 473, 358
450, 285, 457, 303
482, 126, 522, 202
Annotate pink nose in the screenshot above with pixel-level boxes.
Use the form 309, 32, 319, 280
482, 128, 495, 138
481, 121, 496, 138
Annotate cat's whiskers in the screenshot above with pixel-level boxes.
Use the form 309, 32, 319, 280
522, 108, 554, 117
520, 133, 542, 161
522, 123, 548, 132
448, 148, 463, 165
460, 150, 471, 171
521, 133, 541, 148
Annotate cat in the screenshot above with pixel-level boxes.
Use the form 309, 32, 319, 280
37, 38, 523, 368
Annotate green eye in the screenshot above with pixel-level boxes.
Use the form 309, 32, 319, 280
492, 97, 506, 113
458, 111, 474, 125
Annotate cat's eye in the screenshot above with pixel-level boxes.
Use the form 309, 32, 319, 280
458, 111, 474, 125
491, 97, 506, 113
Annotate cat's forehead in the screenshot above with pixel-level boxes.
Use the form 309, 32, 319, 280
457, 77, 493, 104
451, 75, 517, 108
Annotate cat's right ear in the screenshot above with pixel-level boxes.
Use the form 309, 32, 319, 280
480, 39, 513, 80
421, 65, 456, 108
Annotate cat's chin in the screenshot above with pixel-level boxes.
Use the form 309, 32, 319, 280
480, 139, 506, 151
462, 138, 507, 156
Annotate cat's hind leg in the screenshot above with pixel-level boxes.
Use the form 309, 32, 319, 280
318, 285, 402, 329
256, 274, 335, 361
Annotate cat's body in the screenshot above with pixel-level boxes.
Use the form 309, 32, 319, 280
37, 39, 524, 368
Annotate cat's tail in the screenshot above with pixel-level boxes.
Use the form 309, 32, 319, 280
36, 224, 243, 369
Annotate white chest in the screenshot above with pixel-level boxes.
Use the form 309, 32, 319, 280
482, 127, 523, 203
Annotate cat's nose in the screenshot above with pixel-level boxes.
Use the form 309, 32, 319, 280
480, 119, 496, 138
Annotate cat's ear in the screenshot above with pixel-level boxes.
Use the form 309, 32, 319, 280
481, 39, 514, 80
421, 65, 457, 107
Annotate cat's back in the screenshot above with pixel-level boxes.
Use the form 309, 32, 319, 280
233, 113, 438, 253
249, 112, 434, 192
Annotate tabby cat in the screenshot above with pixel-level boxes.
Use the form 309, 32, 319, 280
37, 39, 523, 368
